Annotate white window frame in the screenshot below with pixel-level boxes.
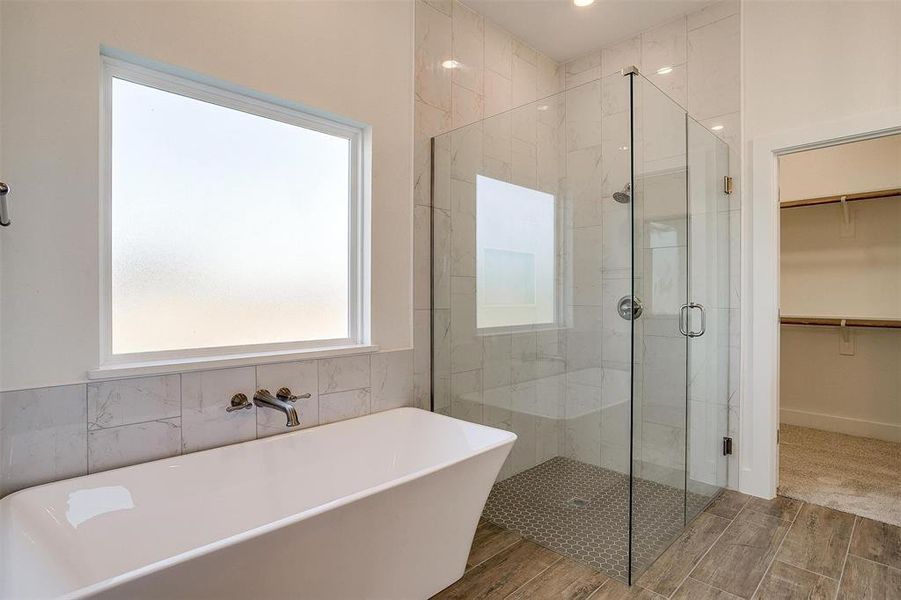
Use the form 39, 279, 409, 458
95, 52, 370, 377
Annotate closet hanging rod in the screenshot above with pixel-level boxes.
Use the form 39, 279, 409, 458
780, 316, 901, 329
780, 187, 901, 209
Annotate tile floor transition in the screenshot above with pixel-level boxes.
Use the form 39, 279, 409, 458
481, 457, 712, 582
433, 491, 901, 599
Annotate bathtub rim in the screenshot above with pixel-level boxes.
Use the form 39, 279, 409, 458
2, 407, 516, 600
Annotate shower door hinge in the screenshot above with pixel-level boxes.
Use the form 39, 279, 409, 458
722, 436, 733, 456
724, 176, 733, 195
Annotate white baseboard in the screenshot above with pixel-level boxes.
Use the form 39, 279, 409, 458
780, 408, 901, 443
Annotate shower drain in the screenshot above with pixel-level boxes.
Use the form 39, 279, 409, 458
567, 497, 590, 508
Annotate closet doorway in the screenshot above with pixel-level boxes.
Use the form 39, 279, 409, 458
777, 134, 901, 526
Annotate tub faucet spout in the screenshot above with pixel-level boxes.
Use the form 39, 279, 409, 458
253, 388, 306, 427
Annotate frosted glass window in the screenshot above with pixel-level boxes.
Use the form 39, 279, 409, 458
107, 68, 361, 357
476, 175, 556, 329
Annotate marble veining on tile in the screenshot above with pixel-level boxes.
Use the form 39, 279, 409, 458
484, 19, 513, 79
320, 387, 372, 425
88, 374, 180, 430
640, 17, 687, 74
371, 350, 415, 412
415, 0, 452, 111
88, 417, 182, 474
318, 355, 371, 395
0, 384, 88, 497
1, 350, 415, 496
451, 0, 484, 94
181, 366, 257, 453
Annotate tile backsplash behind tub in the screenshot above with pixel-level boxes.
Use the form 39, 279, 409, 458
0, 349, 413, 497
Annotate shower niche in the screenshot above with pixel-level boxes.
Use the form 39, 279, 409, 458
430, 69, 732, 584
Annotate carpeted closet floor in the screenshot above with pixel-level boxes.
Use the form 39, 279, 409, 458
778, 424, 901, 527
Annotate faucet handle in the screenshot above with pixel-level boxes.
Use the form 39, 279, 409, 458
276, 387, 312, 403
226, 393, 253, 412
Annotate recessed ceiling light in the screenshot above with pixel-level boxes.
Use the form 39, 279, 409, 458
573, 0, 595, 7
441, 59, 461, 69
711, 124, 724, 131
656, 66, 674, 75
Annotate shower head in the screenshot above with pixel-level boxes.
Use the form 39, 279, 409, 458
612, 183, 631, 204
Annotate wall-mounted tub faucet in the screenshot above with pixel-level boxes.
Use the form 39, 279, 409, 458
253, 388, 310, 427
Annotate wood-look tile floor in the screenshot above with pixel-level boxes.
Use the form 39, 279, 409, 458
432, 492, 901, 599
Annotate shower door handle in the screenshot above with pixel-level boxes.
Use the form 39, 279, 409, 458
680, 303, 706, 337
0, 181, 10, 227
688, 303, 706, 337
679, 304, 690, 336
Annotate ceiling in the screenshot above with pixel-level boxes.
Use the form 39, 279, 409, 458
461, 0, 716, 63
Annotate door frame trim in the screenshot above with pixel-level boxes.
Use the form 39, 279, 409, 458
741, 109, 901, 499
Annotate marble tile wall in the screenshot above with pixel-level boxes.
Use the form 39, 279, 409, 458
0, 349, 413, 497
435, 99, 569, 481
415, 0, 567, 481
560, 0, 742, 488
562, 72, 632, 476
413, 0, 564, 414
416, 0, 740, 487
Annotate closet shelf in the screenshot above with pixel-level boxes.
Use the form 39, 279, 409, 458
780, 187, 901, 209
780, 316, 901, 329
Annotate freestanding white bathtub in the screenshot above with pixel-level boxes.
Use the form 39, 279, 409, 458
0, 407, 515, 599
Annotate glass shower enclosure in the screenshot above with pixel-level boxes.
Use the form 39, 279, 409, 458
430, 68, 731, 584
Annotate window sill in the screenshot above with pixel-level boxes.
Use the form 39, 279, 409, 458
87, 344, 380, 381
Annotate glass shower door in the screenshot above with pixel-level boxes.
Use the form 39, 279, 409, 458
628, 72, 690, 583
685, 119, 731, 519
431, 68, 731, 587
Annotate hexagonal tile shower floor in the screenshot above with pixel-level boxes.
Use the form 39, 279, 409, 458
482, 456, 711, 583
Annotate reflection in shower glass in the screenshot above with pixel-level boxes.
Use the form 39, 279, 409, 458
476, 175, 555, 330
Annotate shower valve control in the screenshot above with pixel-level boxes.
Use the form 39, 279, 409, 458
617, 295, 643, 321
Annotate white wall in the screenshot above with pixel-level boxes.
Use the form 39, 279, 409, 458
781, 199, 901, 319
742, 0, 901, 493
779, 137, 901, 442
743, 1, 901, 141
0, 0, 5, 391
0, 1, 414, 391
780, 137, 901, 319
782, 185, 901, 323
779, 135, 901, 202
780, 327, 900, 441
